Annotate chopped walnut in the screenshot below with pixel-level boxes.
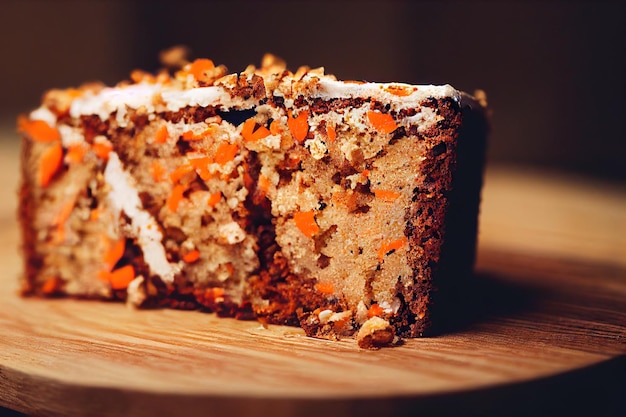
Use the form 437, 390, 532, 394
356, 316, 395, 349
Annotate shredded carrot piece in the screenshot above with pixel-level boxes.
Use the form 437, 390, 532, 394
207, 192, 221, 207
108, 265, 135, 290
327, 124, 336, 142
241, 119, 255, 140
293, 210, 319, 238
188, 156, 213, 180
19, 118, 60, 143
269, 119, 282, 136
104, 238, 125, 271
368, 303, 384, 318
92, 138, 113, 160
257, 174, 271, 196
225, 263, 234, 275
287, 110, 309, 142
183, 249, 200, 263
183, 127, 214, 142
169, 163, 195, 183
205, 287, 225, 300
373, 189, 401, 202
251, 125, 270, 141
215, 142, 238, 165
189, 58, 215, 83
361, 169, 370, 178
377, 237, 408, 260
167, 184, 186, 212
65, 143, 87, 164
42, 277, 62, 295
39, 143, 63, 187
241, 119, 270, 142
385, 85, 415, 97
315, 282, 335, 295
151, 160, 166, 182
154, 125, 169, 144
367, 111, 398, 134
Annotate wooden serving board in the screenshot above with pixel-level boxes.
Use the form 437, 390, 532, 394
0, 139, 624, 416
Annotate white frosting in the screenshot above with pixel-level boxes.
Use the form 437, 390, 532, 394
29, 107, 57, 126
103, 152, 178, 283
68, 82, 256, 125
58, 125, 86, 147
70, 83, 161, 126
162, 87, 233, 112
311, 77, 460, 107
63, 75, 459, 126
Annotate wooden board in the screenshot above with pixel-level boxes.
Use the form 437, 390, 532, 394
0, 139, 625, 416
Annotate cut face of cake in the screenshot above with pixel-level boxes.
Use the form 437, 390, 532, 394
19, 54, 487, 348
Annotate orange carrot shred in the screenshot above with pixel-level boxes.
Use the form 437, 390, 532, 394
39, 143, 63, 187
109, 265, 135, 290
42, 277, 57, 294
215, 142, 238, 165
269, 119, 282, 136
367, 111, 398, 134
169, 163, 195, 183
154, 125, 169, 144
207, 192, 221, 207
241, 119, 256, 141
258, 174, 271, 196
20, 119, 60, 143
225, 263, 234, 275
66, 143, 86, 164
151, 160, 166, 182
287, 110, 309, 142
92, 138, 113, 160
293, 210, 319, 238
167, 184, 186, 212
385, 85, 415, 97
373, 189, 401, 202
377, 237, 408, 260
315, 282, 335, 295
183, 249, 200, 263
189, 58, 215, 83
250, 126, 271, 141
104, 238, 125, 271
206, 287, 225, 300
368, 303, 384, 318
361, 169, 370, 178
188, 156, 213, 180
241, 119, 270, 142
327, 124, 337, 142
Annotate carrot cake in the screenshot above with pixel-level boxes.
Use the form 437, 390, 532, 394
18, 54, 488, 348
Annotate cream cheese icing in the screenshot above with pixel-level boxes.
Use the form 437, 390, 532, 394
103, 152, 179, 283
54, 74, 461, 126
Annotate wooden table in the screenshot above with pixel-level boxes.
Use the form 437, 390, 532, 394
0, 136, 624, 417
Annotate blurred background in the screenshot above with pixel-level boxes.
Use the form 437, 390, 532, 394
0, 0, 624, 181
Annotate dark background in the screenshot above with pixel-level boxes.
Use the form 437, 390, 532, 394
0, 0, 624, 181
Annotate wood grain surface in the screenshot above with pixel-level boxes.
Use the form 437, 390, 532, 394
0, 138, 624, 417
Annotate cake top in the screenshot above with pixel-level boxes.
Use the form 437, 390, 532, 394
30, 53, 462, 127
